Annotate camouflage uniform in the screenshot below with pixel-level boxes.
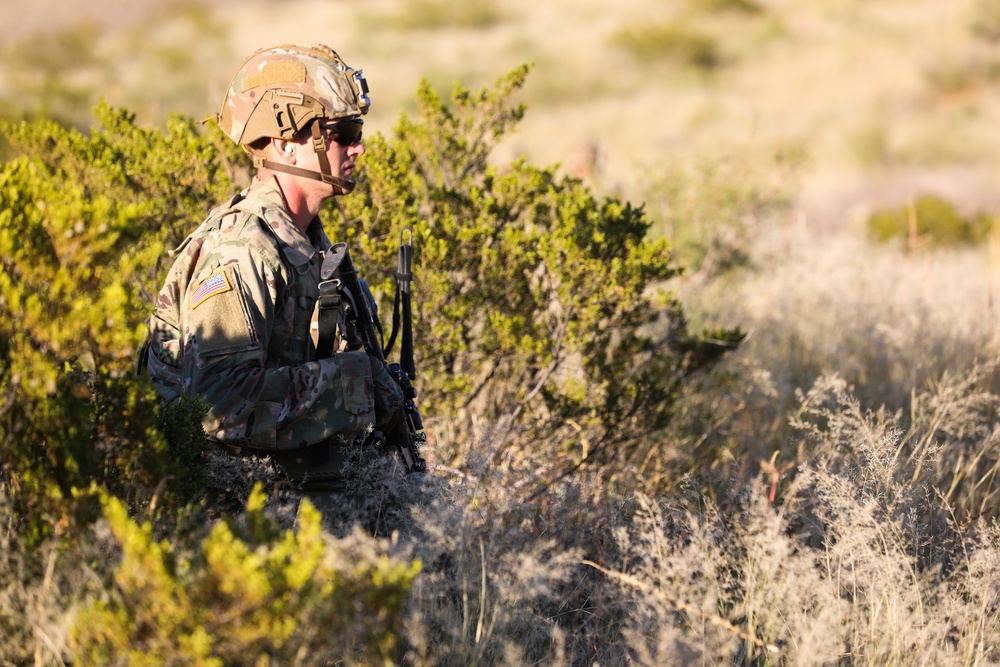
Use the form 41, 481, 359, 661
146, 175, 388, 459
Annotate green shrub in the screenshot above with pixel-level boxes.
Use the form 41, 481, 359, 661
390, 0, 507, 30
611, 22, 722, 71
688, 0, 763, 14
338, 66, 741, 470
866, 194, 993, 247
0, 105, 242, 538
72, 485, 419, 665
970, 0, 1000, 42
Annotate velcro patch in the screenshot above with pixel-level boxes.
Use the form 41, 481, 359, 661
191, 271, 232, 309
242, 61, 307, 92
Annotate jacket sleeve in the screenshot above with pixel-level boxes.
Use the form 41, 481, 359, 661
179, 241, 375, 451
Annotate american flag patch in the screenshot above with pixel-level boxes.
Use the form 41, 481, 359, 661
190, 271, 232, 309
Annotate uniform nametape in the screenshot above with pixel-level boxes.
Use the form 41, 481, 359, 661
191, 271, 232, 309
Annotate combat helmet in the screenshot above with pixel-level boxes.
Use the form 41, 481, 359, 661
218, 43, 371, 194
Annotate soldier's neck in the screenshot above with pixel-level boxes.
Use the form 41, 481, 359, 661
263, 172, 323, 233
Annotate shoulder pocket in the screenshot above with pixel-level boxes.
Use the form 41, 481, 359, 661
187, 264, 261, 361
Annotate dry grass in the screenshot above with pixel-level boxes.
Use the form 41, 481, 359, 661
688, 226, 1000, 402
380, 361, 1000, 664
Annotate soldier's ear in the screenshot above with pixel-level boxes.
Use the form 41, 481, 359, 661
271, 138, 296, 161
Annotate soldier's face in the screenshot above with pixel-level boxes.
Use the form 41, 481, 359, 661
301, 121, 365, 193
328, 129, 365, 184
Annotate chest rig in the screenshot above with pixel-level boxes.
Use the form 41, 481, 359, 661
316, 242, 366, 359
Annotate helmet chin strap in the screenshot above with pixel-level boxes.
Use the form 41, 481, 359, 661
251, 122, 356, 195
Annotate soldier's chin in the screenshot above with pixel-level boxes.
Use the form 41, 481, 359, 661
321, 172, 356, 195
336, 177, 356, 196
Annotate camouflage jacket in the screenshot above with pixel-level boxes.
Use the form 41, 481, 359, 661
145, 176, 374, 450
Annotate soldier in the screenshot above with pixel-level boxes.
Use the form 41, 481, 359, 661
141, 44, 405, 517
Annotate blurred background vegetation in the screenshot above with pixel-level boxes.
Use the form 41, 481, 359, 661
6, 0, 1000, 222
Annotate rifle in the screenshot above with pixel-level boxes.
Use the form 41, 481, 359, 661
319, 234, 428, 473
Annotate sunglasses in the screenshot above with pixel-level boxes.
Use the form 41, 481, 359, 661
320, 119, 364, 147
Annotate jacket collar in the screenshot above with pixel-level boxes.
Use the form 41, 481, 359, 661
234, 176, 332, 268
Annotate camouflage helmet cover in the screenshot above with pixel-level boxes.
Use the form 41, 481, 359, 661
218, 43, 371, 146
